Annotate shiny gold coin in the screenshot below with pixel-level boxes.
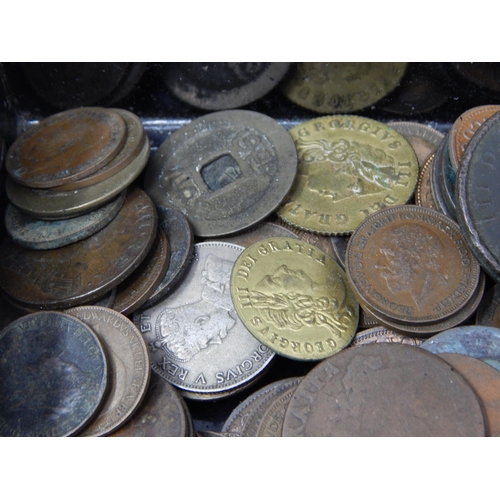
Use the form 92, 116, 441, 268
230, 237, 359, 361
277, 115, 418, 235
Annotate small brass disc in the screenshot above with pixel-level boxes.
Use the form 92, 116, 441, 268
230, 237, 359, 361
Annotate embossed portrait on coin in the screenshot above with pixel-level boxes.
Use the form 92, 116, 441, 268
375, 225, 449, 310
154, 255, 237, 362
248, 264, 354, 337
296, 137, 400, 201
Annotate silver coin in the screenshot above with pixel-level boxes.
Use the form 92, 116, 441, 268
144, 110, 298, 237
134, 242, 275, 398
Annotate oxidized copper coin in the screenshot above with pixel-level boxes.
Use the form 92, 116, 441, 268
351, 326, 423, 347
140, 206, 194, 310
113, 227, 170, 316
476, 284, 500, 328
108, 372, 189, 437
438, 353, 500, 437
144, 110, 297, 237
65, 306, 150, 436
52, 108, 145, 191
430, 133, 456, 220
4, 190, 126, 250
456, 111, 500, 282
346, 205, 481, 325
0, 311, 108, 436
0, 187, 157, 309
415, 153, 438, 211
283, 343, 485, 436
6, 107, 127, 189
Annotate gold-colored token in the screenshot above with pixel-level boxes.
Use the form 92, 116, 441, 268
277, 115, 418, 235
230, 237, 359, 361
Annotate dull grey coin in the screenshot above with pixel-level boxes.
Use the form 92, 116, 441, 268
4, 190, 126, 250
144, 110, 298, 237
0, 311, 108, 437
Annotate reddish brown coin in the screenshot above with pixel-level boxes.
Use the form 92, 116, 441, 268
6, 107, 127, 189
0, 187, 157, 309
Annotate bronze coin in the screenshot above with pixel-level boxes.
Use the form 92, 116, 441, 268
476, 284, 500, 328
113, 227, 170, 316
346, 205, 481, 325
283, 343, 485, 436
0, 311, 108, 436
415, 153, 438, 211
0, 187, 157, 309
351, 326, 423, 347
52, 108, 145, 191
6, 107, 127, 189
438, 353, 500, 437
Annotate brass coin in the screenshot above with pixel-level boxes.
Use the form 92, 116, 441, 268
281, 63, 408, 114
0, 187, 157, 309
4, 190, 126, 250
144, 110, 297, 237
283, 343, 485, 436
277, 115, 418, 235
66, 306, 150, 437
52, 108, 145, 191
0, 311, 108, 436
415, 153, 438, 210
346, 205, 481, 325
113, 227, 170, 316
231, 237, 359, 361
5, 135, 150, 220
6, 107, 127, 189
449, 104, 500, 171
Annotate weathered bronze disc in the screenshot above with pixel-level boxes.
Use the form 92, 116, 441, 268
6, 107, 127, 189
0, 187, 157, 309
0, 311, 108, 436
476, 284, 500, 327
283, 343, 485, 436
350, 326, 423, 347
415, 153, 438, 211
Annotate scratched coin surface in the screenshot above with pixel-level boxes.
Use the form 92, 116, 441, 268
66, 306, 150, 436
4, 190, 126, 250
231, 237, 359, 361
0, 187, 157, 309
283, 343, 485, 436
134, 242, 275, 398
144, 110, 297, 237
0, 311, 108, 436
281, 63, 407, 114
277, 115, 418, 235
345, 205, 481, 325
5, 107, 126, 189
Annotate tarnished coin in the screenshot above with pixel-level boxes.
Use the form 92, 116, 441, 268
0, 311, 108, 436
346, 205, 481, 325
5, 134, 150, 220
6, 107, 126, 189
113, 227, 170, 316
430, 133, 456, 220
351, 326, 423, 347
0, 187, 157, 309
415, 153, 438, 211
140, 206, 194, 310
456, 111, 500, 282
449, 104, 500, 171
476, 284, 500, 327
4, 190, 126, 250
231, 237, 359, 361
108, 372, 189, 437
52, 108, 145, 191
163, 63, 290, 110
283, 343, 485, 436
219, 220, 300, 248
387, 121, 444, 168
222, 377, 302, 436
66, 306, 150, 436
134, 242, 275, 398
438, 353, 500, 437
277, 115, 418, 235
281, 63, 408, 114
330, 234, 349, 270
144, 110, 297, 237
421, 325, 500, 373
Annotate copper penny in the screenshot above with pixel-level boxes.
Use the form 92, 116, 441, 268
0, 187, 157, 309
415, 153, 438, 211
283, 343, 485, 436
438, 353, 500, 437
113, 227, 170, 316
346, 205, 481, 325
6, 107, 127, 189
